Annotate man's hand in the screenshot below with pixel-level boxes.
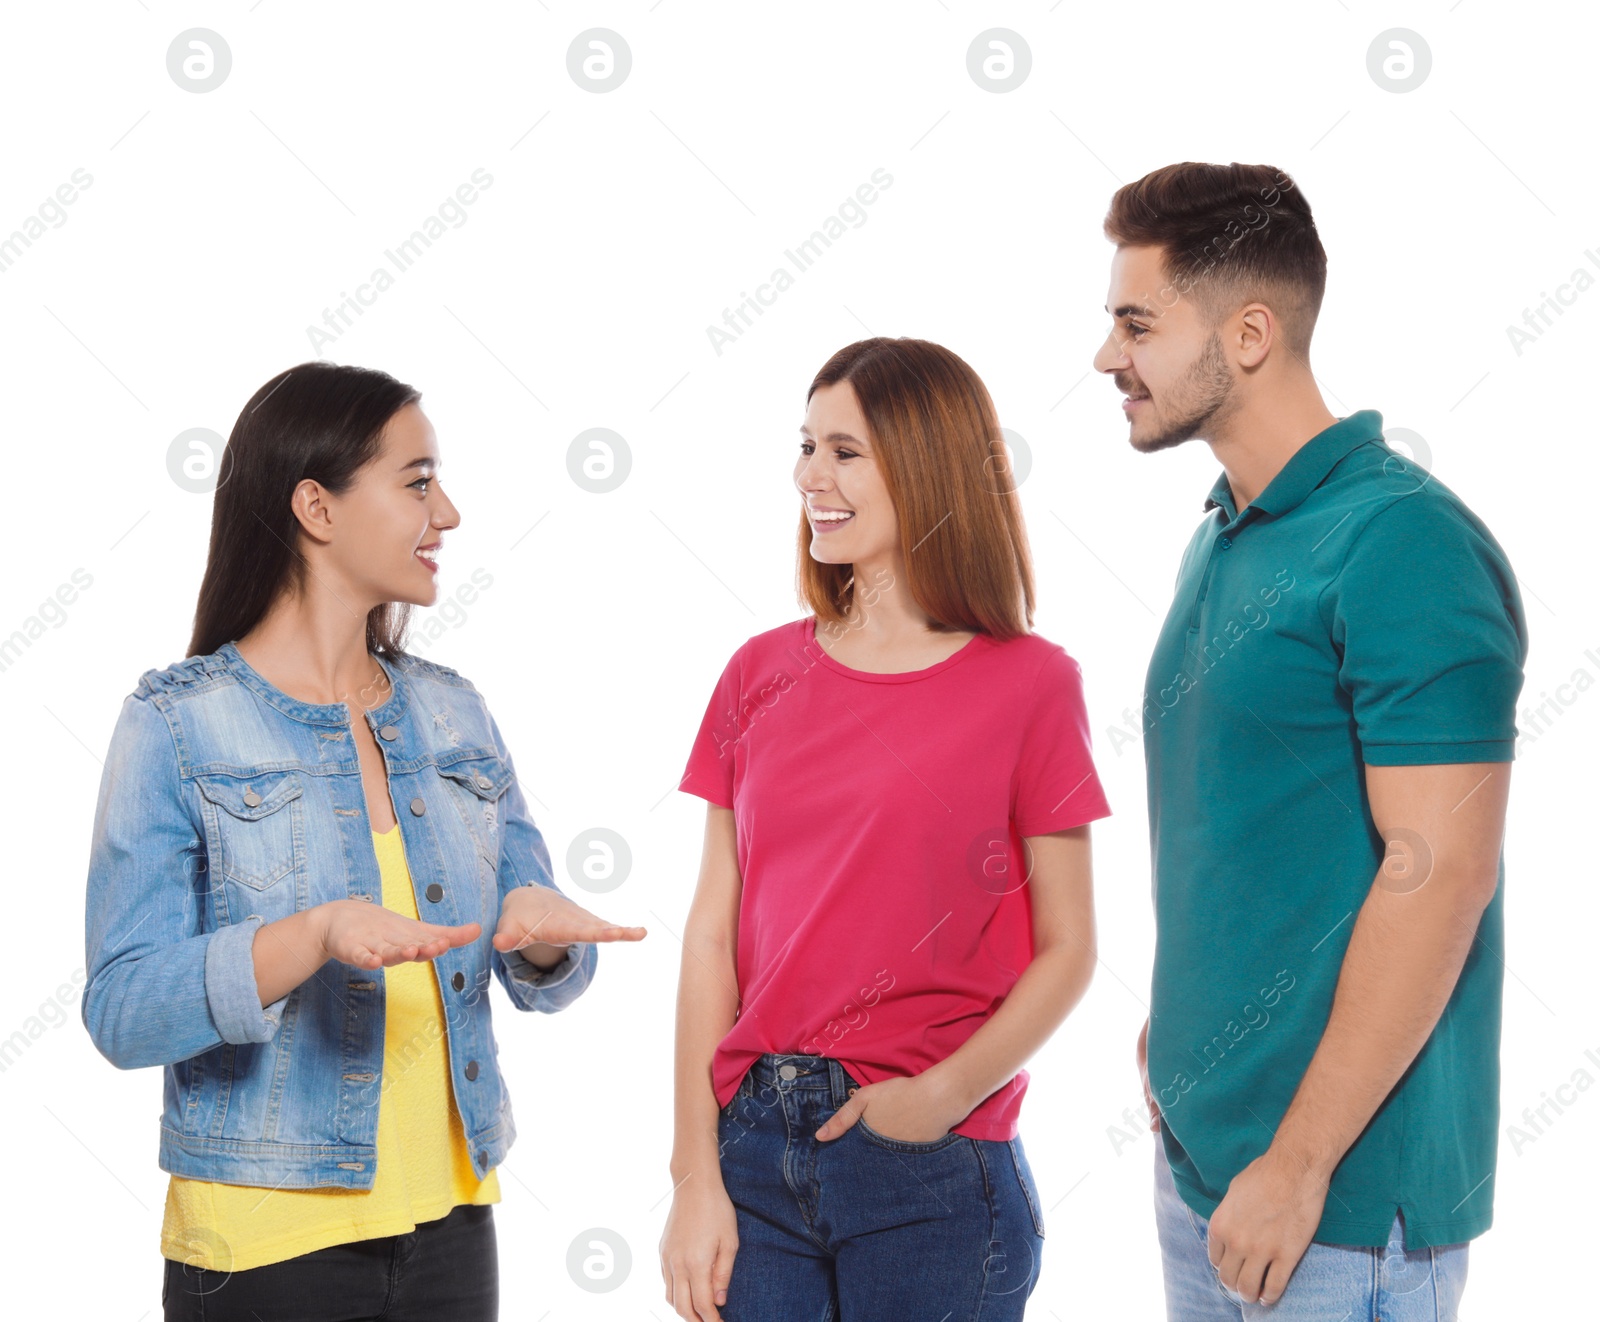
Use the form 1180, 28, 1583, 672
812, 1073, 969, 1144
492, 884, 647, 968
1137, 1017, 1159, 1131
1197, 761, 1509, 1307
1205, 1146, 1329, 1306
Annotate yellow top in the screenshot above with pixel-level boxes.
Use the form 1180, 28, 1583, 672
161, 823, 499, 1271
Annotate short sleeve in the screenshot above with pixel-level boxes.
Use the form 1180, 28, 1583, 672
1325, 495, 1527, 765
679, 644, 745, 808
1012, 647, 1113, 836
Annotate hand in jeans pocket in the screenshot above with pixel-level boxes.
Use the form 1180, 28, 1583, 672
815, 1072, 964, 1145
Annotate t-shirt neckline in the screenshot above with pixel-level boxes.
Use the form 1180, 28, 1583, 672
805, 616, 989, 684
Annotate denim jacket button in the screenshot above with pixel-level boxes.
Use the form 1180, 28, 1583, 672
465, 1060, 479, 1081
90, 643, 602, 1190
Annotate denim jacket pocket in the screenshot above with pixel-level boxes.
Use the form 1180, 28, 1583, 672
434, 754, 512, 863
194, 770, 304, 893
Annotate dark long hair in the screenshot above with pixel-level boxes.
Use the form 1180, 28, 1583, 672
186, 361, 421, 659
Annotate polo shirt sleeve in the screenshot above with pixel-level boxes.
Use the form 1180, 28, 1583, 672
1012, 646, 1113, 836
679, 643, 745, 808
1324, 493, 1527, 765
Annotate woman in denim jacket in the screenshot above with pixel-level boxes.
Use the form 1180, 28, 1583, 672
82, 361, 646, 1319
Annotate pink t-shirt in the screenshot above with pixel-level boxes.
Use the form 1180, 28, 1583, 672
678, 616, 1111, 1141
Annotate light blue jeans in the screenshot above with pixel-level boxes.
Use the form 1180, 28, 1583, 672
1153, 1144, 1469, 1320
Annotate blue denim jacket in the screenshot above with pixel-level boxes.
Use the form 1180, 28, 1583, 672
81, 640, 597, 1189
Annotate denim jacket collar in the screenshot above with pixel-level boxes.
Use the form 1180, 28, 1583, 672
83, 641, 598, 1192
216, 640, 411, 731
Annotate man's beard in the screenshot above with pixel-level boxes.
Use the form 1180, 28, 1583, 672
1130, 331, 1237, 454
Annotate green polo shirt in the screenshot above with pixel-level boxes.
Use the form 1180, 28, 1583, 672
1144, 409, 1527, 1250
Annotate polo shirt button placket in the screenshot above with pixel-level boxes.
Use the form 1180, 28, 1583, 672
1188, 532, 1231, 629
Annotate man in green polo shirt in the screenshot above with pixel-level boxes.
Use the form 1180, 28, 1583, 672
1092, 162, 1526, 1319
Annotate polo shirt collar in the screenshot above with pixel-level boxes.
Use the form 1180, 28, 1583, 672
1203, 409, 1385, 519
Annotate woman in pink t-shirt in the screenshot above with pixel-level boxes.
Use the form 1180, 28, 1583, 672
659, 337, 1111, 1321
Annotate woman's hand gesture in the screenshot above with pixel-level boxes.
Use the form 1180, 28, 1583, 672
316, 898, 481, 970
492, 884, 647, 956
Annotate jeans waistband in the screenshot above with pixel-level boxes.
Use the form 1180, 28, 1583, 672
740, 1053, 860, 1107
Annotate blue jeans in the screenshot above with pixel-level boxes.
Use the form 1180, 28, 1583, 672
161, 1202, 496, 1320
716, 1052, 1045, 1319
1153, 1143, 1469, 1320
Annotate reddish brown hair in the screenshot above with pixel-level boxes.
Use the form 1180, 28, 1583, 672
797, 338, 1035, 640
1104, 162, 1327, 356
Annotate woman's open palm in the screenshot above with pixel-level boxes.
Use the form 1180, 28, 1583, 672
492, 884, 647, 953
317, 898, 481, 970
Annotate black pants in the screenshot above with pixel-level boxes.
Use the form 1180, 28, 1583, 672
162, 1202, 497, 1321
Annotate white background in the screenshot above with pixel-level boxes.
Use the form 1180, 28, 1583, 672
3, 2, 1595, 1315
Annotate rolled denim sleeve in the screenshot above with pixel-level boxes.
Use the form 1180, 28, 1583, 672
203, 915, 287, 1045
501, 939, 597, 1001
485, 709, 598, 1014
82, 691, 288, 1069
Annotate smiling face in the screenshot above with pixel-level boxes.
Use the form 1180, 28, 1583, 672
311, 401, 460, 608
1093, 244, 1239, 454
794, 379, 899, 571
